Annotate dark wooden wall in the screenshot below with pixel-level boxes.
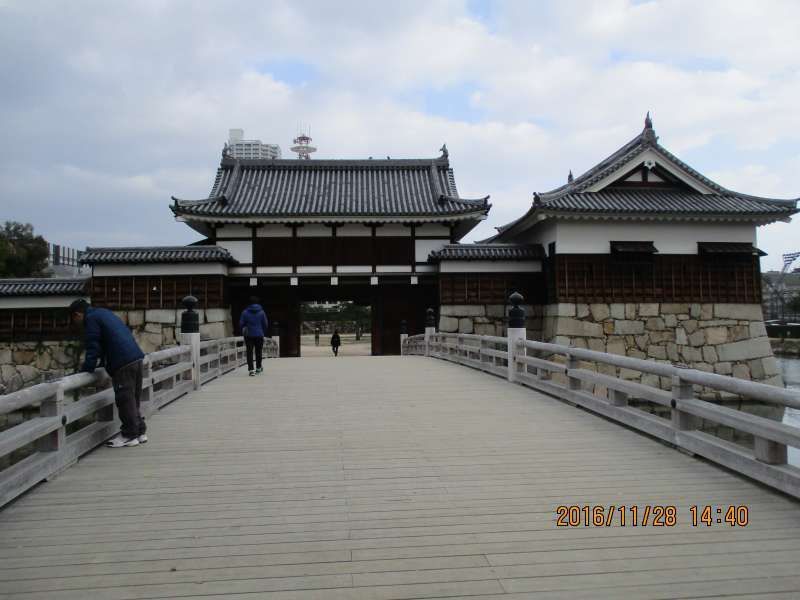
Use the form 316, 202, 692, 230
254, 237, 412, 267
549, 254, 762, 304
89, 275, 226, 310
0, 308, 76, 342
439, 273, 543, 305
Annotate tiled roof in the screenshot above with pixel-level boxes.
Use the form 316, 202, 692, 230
540, 190, 793, 215
429, 243, 545, 262
0, 277, 89, 297
488, 117, 798, 242
171, 155, 490, 220
610, 241, 658, 254
698, 242, 766, 256
80, 246, 237, 265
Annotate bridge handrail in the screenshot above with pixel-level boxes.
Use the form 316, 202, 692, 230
403, 329, 800, 498
0, 334, 276, 507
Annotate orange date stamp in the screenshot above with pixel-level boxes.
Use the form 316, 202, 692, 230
555, 505, 750, 527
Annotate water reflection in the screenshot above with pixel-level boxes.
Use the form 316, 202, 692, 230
777, 357, 800, 466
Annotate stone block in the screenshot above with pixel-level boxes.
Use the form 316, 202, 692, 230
439, 316, 459, 333
688, 330, 706, 347
645, 330, 672, 344
486, 305, 506, 318
603, 321, 615, 335
145, 309, 175, 324
700, 304, 714, 320
33, 351, 52, 371
625, 303, 636, 319
645, 317, 665, 331
18, 365, 39, 384
556, 317, 604, 337
661, 303, 689, 314
573, 338, 588, 349
761, 356, 781, 376
546, 303, 576, 317
715, 362, 733, 375
647, 345, 667, 359
663, 314, 678, 328
750, 322, 767, 338
692, 362, 713, 373
641, 373, 660, 388
690, 303, 701, 318
620, 368, 641, 381
716, 337, 773, 362
702, 346, 718, 363
458, 318, 474, 334
681, 319, 697, 334
681, 346, 703, 362
610, 304, 625, 319
675, 328, 688, 346
700, 320, 737, 328
205, 308, 230, 323
473, 316, 491, 324
575, 303, 589, 319
554, 336, 571, 346
748, 358, 765, 380
200, 322, 227, 341
441, 305, 485, 317
704, 327, 727, 345
666, 343, 679, 362
144, 322, 162, 334
588, 338, 606, 352
713, 304, 763, 321
1, 364, 17, 383
638, 303, 659, 317
732, 364, 751, 380
12, 350, 36, 364
590, 304, 610, 321
731, 325, 751, 342
606, 338, 627, 356
128, 310, 144, 327
474, 323, 495, 336
635, 334, 650, 351
614, 320, 644, 335
627, 349, 646, 359
0, 348, 11, 364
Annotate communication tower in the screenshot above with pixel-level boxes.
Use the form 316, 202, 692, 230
290, 127, 317, 160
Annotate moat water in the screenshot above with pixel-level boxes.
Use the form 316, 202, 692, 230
777, 357, 800, 466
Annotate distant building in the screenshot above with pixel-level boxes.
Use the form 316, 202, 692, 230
225, 129, 281, 160
762, 270, 800, 320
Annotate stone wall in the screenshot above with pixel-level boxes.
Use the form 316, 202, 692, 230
541, 302, 782, 401
0, 307, 233, 395
439, 304, 543, 339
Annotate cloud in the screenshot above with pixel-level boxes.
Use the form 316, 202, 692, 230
0, 0, 798, 271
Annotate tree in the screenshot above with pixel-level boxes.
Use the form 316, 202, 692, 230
0, 222, 49, 277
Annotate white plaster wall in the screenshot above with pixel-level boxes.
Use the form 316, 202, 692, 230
337, 224, 372, 237
415, 239, 448, 262
230, 266, 252, 275
587, 148, 715, 194
519, 220, 755, 254
297, 266, 333, 273
93, 263, 228, 276
256, 266, 292, 274
376, 265, 412, 273
256, 225, 292, 238
439, 260, 542, 273
416, 224, 451, 236
0, 296, 86, 309
376, 224, 410, 237
216, 240, 252, 263
296, 224, 330, 237
216, 224, 251, 238
337, 266, 372, 273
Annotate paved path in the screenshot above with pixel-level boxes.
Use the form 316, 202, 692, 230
1, 356, 800, 599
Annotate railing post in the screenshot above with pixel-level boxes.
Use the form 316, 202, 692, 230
272, 321, 281, 358
180, 295, 202, 390
507, 292, 526, 383
400, 320, 408, 356
671, 366, 699, 431
754, 436, 788, 465
424, 308, 436, 357
566, 354, 581, 390
37, 384, 65, 456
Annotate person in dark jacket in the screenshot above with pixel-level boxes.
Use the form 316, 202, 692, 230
70, 299, 146, 448
331, 330, 341, 357
239, 297, 269, 376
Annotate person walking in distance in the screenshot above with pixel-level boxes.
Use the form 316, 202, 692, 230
331, 330, 341, 357
70, 299, 147, 448
240, 296, 269, 376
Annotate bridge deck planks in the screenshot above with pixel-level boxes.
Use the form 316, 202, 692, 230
1, 355, 799, 599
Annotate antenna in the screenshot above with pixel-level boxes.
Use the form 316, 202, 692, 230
290, 122, 317, 160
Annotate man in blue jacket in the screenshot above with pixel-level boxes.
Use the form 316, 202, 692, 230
70, 299, 146, 448
239, 296, 269, 376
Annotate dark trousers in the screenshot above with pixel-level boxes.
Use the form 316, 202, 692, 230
332, 345, 339, 356
112, 359, 145, 439
245, 336, 264, 371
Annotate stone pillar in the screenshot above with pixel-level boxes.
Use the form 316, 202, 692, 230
424, 308, 436, 357
507, 292, 526, 383
272, 321, 281, 358
179, 295, 201, 390
400, 320, 408, 356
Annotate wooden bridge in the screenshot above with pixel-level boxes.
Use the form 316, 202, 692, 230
2, 331, 800, 598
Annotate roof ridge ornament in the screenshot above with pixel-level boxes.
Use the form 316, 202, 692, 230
533, 192, 541, 206
642, 111, 658, 145
567, 170, 574, 184
439, 143, 449, 159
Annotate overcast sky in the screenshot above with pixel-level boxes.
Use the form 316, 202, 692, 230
1, 0, 799, 270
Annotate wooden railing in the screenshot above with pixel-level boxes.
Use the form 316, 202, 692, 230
0, 335, 278, 507
404, 331, 800, 499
